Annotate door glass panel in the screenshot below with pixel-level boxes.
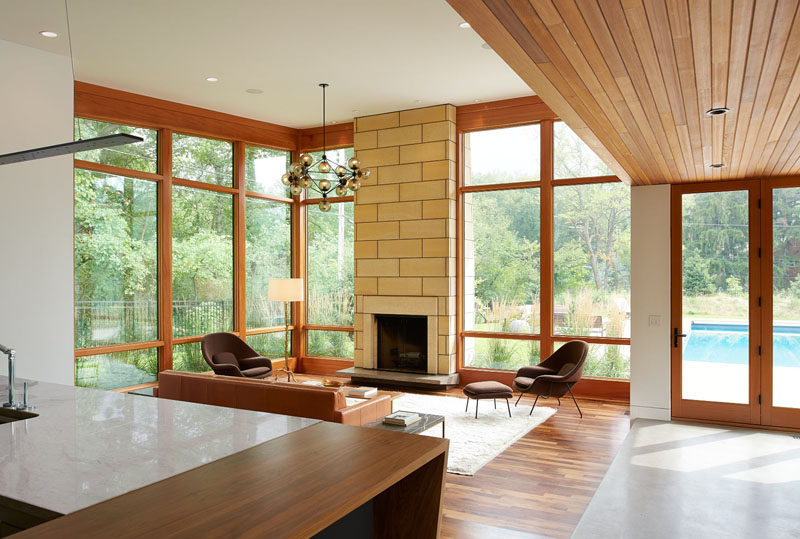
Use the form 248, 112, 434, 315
681, 191, 749, 404
772, 187, 800, 409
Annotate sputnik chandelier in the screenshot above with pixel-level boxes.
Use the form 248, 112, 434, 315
281, 83, 371, 211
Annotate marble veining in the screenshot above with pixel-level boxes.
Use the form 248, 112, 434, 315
0, 376, 319, 515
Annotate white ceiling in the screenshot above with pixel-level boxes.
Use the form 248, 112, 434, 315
0, 0, 533, 128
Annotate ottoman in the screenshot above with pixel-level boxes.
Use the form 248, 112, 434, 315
463, 381, 513, 418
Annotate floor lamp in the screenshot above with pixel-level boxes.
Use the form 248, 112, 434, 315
268, 278, 304, 382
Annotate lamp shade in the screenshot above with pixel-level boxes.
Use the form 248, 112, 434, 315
268, 278, 304, 302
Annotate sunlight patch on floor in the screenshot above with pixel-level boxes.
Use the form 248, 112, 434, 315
631, 431, 798, 472
724, 456, 800, 484
632, 422, 726, 448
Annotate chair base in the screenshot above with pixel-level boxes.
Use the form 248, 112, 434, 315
522, 383, 583, 418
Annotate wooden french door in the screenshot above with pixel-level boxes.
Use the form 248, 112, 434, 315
761, 178, 800, 429
671, 179, 800, 429
671, 181, 761, 424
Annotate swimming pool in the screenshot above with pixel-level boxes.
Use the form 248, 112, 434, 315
684, 322, 800, 367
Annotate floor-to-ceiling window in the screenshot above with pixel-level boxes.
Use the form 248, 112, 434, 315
552, 122, 630, 378
460, 119, 630, 379
243, 145, 293, 359
74, 119, 160, 389
462, 125, 542, 370
303, 147, 355, 360
73, 116, 293, 390
74, 88, 627, 390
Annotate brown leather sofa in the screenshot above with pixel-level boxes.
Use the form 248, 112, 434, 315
157, 370, 393, 426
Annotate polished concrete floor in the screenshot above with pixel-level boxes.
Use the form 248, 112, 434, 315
574, 419, 800, 538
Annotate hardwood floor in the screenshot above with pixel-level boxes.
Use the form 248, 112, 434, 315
440, 396, 629, 538
293, 374, 631, 538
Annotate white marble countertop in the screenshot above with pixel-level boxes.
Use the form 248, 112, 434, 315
0, 376, 319, 515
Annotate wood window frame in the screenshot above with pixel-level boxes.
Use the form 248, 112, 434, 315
74, 84, 631, 397
297, 141, 356, 370
73, 84, 317, 388
456, 101, 631, 400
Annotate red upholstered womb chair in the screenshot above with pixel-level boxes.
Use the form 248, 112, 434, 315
201, 332, 273, 379
512, 340, 589, 417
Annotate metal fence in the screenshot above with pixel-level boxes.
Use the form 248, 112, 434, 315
75, 299, 233, 347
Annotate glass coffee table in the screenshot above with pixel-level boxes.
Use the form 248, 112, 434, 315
365, 411, 445, 438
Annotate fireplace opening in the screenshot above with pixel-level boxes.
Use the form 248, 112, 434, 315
376, 314, 427, 373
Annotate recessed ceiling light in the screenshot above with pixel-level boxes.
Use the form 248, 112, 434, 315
705, 107, 730, 116
352, 109, 360, 115
459, 22, 471, 29
39, 30, 58, 38
331, 120, 338, 124
481, 42, 492, 50
245, 88, 263, 94
414, 99, 423, 104
205, 77, 218, 82
709, 163, 726, 168
473, 99, 480, 103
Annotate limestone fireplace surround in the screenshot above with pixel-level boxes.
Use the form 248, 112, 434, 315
349, 104, 459, 381
360, 296, 439, 374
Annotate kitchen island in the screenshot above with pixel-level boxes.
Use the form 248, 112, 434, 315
0, 377, 449, 537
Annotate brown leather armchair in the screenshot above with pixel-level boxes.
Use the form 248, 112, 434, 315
512, 340, 588, 417
201, 332, 273, 379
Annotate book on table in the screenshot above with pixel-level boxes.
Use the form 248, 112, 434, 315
346, 386, 377, 398
383, 411, 420, 426
345, 397, 368, 407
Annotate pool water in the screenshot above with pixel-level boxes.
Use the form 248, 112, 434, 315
684, 322, 800, 367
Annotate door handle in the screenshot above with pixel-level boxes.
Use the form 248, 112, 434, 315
673, 327, 687, 348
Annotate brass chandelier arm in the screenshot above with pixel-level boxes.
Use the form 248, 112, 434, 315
281, 83, 369, 210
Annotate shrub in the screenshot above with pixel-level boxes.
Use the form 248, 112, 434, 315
683, 253, 715, 295
725, 276, 744, 296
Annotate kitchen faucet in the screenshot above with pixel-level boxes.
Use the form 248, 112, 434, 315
1, 344, 23, 409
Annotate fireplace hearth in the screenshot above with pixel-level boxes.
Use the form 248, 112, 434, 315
376, 315, 427, 373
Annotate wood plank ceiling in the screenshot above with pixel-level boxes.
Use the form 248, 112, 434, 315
447, 0, 800, 185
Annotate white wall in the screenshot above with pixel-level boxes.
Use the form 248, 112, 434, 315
630, 184, 671, 420
0, 39, 74, 385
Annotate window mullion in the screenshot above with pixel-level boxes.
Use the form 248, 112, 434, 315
540, 119, 555, 360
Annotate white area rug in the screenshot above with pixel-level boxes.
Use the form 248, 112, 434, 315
391, 393, 556, 476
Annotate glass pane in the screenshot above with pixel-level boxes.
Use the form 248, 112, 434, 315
172, 186, 234, 336
464, 125, 540, 186
75, 118, 158, 173
308, 330, 354, 358
681, 190, 749, 404
307, 202, 354, 325
554, 121, 612, 179
172, 342, 210, 373
75, 348, 158, 389
172, 133, 233, 186
463, 337, 540, 370
553, 183, 630, 337
247, 331, 289, 358
772, 187, 800, 409
74, 170, 158, 348
554, 341, 630, 379
464, 189, 540, 334
245, 145, 291, 197
246, 198, 291, 329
